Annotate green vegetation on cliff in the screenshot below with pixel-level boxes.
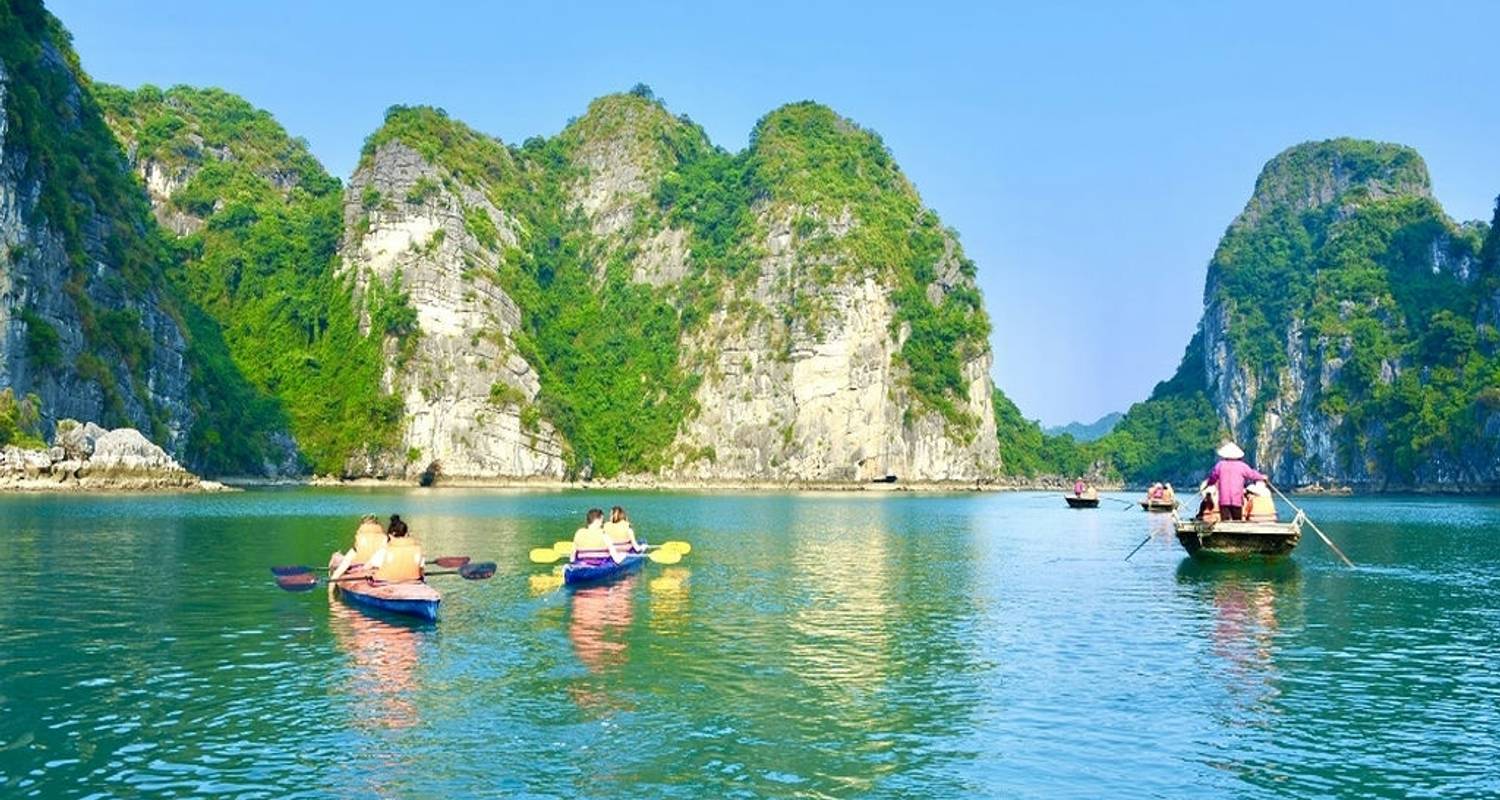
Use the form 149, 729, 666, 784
1096, 140, 1499, 485
98, 84, 400, 473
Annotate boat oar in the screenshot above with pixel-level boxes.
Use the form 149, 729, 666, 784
1268, 484, 1355, 568
528, 541, 690, 565
271, 562, 496, 591
1123, 534, 1153, 561
1105, 497, 1136, 511
272, 555, 471, 577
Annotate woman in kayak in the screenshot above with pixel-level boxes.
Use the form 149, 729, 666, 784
350, 514, 387, 565
1203, 442, 1268, 521
603, 506, 639, 552
572, 508, 624, 564
372, 515, 424, 582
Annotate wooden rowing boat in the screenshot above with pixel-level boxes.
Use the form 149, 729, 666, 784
1140, 499, 1180, 512
1172, 512, 1304, 559
1064, 495, 1100, 508
326, 553, 441, 621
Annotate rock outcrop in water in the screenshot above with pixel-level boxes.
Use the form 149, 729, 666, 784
0, 418, 221, 490
1104, 139, 1500, 490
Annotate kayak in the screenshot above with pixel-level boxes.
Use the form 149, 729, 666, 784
326, 553, 441, 622
563, 551, 647, 587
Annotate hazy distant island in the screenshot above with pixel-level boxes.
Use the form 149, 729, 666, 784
1044, 412, 1123, 443
1, 0, 1496, 492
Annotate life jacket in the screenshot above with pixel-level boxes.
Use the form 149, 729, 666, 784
353, 522, 387, 564
602, 520, 637, 549
1245, 494, 1278, 522
374, 537, 423, 582
572, 523, 615, 561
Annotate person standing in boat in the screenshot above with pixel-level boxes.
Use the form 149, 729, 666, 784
372, 514, 424, 582
603, 506, 640, 553
572, 508, 624, 564
1203, 442, 1268, 521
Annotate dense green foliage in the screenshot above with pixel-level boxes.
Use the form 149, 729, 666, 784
98, 84, 400, 473
0, 388, 45, 448
991, 390, 1091, 477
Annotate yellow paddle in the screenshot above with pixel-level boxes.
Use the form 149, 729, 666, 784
527, 541, 692, 565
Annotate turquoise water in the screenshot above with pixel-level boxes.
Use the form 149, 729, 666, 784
1, 489, 1497, 797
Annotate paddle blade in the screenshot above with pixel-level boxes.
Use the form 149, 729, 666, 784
459, 562, 496, 580
530, 547, 562, 564
270, 565, 312, 577
275, 573, 318, 592
661, 541, 692, 556
431, 556, 471, 569
648, 549, 682, 565
552, 540, 575, 557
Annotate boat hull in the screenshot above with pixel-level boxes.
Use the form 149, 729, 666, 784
564, 552, 647, 586
1140, 500, 1179, 512
1064, 496, 1100, 508
327, 555, 441, 622
1173, 518, 1302, 559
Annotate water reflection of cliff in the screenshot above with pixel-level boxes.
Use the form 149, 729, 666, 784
1175, 559, 1304, 711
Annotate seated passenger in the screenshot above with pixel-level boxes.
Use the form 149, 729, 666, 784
371, 516, 424, 582
351, 513, 387, 565
1197, 483, 1221, 523
1244, 482, 1278, 522
1162, 483, 1176, 505
602, 505, 639, 552
572, 508, 623, 564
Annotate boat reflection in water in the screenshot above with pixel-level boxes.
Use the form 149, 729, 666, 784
326, 588, 427, 732
567, 573, 640, 712
1175, 558, 1304, 711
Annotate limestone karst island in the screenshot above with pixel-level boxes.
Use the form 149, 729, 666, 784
2, 0, 1498, 796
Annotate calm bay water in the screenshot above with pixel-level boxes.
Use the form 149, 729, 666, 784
0, 488, 1497, 798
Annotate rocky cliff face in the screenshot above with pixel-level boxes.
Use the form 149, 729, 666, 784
0, 4, 195, 453
341, 133, 567, 480
1136, 139, 1500, 489
340, 94, 1003, 483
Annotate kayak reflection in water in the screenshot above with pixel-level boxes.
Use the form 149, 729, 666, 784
327, 594, 423, 732
568, 573, 638, 712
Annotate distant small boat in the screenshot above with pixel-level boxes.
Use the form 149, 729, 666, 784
870, 474, 898, 484
1173, 512, 1304, 559
1064, 495, 1100, 508
1140, 499, 1180, 512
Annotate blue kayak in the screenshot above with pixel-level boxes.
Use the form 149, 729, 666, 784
563, 552, 647, 586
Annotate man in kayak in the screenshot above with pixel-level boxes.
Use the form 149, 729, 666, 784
1203, 442, 1268, 521
572, 508, 624, 564
603, 506, 640, 552
371, 516, 424, 582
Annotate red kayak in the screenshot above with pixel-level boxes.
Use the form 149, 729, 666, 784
326, 553, 441, 622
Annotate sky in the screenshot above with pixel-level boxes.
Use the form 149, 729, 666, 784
50, 0, 1500, 425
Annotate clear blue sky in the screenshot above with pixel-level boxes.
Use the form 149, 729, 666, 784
52, 0, 1500, 426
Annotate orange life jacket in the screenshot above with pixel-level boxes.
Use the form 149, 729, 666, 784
374, 537, 423, 582
353, 522, 387, 564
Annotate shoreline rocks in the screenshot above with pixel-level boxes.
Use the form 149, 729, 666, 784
0, 419, 230, 493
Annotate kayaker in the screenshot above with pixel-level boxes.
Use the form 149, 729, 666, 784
1196, 482, 1221, 523
572, 508, 624, 564
603, 506, 639, 552
350, 514, 387, 565
372, 519, 424, 582
1203, 442, 1268, 521
1244, 481, 1278, 522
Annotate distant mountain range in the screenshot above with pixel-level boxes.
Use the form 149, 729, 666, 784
1043, 412, 1122, 442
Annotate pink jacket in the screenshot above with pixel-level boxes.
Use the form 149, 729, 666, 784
1206, 459, 1266, 508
